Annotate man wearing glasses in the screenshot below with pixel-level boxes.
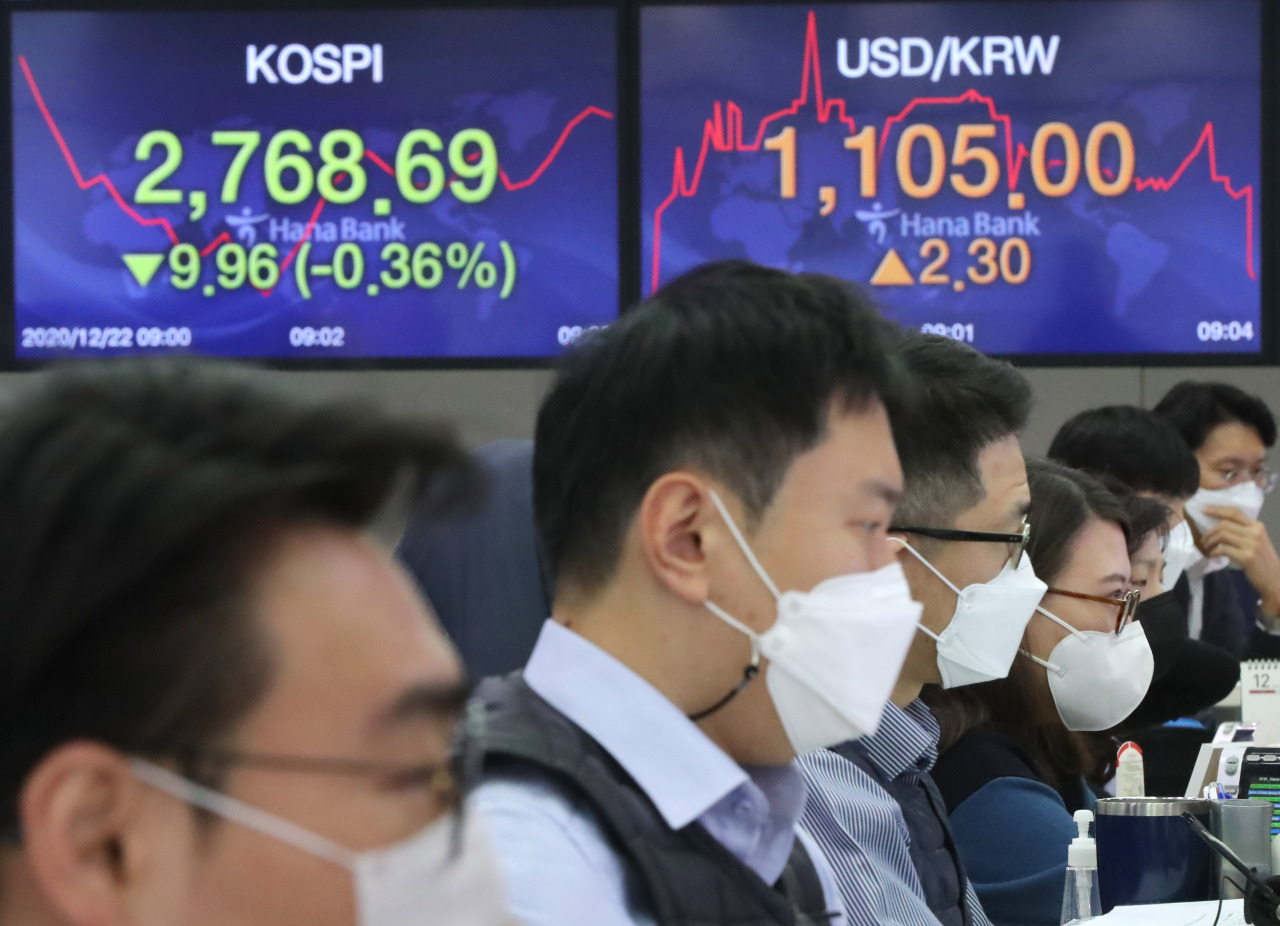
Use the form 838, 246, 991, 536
0, 360, 506, 926
1155, 381, 1280, 655
800, 331, 1041, 926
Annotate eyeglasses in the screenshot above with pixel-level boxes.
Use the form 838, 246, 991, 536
145, 700, 485, 857
1044, 587, 1141, 635
890, 516, 1030, 570
1217, 467, 1278, 494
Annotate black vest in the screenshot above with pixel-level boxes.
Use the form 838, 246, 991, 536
473, 673, 834, 926
831, 741, 974, 926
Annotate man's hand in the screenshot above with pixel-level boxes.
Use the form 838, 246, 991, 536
1200, 505, 1280, 616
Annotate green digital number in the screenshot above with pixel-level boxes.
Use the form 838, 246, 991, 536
265, 130, 314, 205
413, 242, 443, 288
217, 243, 248, 289
168, 243, 200, 289
248, 243, 280, 290
381, 243, 411, 289
212, 130, 262, 203
317, 130, 367, 204
332, 243, 364, 289
448, 129, 498, 204
396, 130, 445, 204
134, 130, 183, 204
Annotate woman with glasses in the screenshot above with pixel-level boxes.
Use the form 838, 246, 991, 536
922, 459, 1155, 926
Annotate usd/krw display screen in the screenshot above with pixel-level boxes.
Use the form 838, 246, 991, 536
641, 1, 1261, 356
12, 9, 618, 360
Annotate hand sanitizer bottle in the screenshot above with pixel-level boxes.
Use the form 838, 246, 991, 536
1061, 809, 1101, 925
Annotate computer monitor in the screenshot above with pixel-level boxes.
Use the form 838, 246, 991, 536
8, 6, 619, 362
641, 0, 1265, 361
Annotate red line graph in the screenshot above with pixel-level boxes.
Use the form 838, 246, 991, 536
17, 55, 612, 290
650, 10, 1256, 291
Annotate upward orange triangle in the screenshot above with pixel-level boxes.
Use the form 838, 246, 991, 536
870, 248, 914, 286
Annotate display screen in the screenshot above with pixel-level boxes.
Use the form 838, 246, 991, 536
641, 1, 1262, 356
1241, 764, 1280, 836
11, 9, 618, 360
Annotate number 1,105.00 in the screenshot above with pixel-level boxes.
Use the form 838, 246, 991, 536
765, 121, 1134, 201
133, 128, 498, 208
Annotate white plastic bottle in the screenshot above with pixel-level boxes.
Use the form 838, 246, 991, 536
1115, 741, 1145, 798
1061, 809, 1101, 925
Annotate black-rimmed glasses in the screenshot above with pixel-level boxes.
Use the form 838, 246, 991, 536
891, 516, 1030, 570
1044, 587, 1141, 635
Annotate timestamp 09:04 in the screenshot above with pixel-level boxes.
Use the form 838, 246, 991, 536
21, 326, 193, 350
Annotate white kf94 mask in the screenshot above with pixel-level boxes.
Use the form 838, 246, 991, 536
1160, 519, 1200, 593
1185, 482, 1265, 533
699, 489, 923, 755
893, 537, 1047, 688
131, 758, 509, 926
1020, 607, 1154, 732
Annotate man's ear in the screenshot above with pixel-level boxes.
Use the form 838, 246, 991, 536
19, 741, 166, 926
637, 472, 719, 604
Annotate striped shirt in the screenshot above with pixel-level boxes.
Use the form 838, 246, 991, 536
799, 700, 993, 926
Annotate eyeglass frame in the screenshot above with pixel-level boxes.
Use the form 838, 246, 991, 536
130, 699, 485, 858
889, 516, 1031, 570
1043, 587, 1141, 635
1212, 466, 1278, 494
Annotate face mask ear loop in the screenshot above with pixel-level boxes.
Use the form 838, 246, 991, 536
130, 759, 355, 870
890, 535, 963, 596
691, 601, 763, 722
1017, 605, 1083, 677
889, 536, 953, 642
1017, 648, 1066, 678
708, 489, 781, 600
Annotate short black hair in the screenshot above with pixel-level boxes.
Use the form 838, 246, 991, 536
0, 359, 480, 834
1048, 405, 1200, 499
534, 260, 907, 592
1025, 458, 1131, 585
1092, 473, 1171, 557
1154, 382, 1277, 451
888, 331, 1031, 528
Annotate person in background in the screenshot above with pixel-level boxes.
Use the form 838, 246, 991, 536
399, 439, 550, 679
473, 260, 921, 926
925, 459, 1154, 926
0, 360, 506, 926
800, 331, 1038, 926
1154, 382, 1280, 656
1048, 406, 1237, 726
1119, 490, 1169, 602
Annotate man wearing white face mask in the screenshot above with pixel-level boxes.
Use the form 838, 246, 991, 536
1156, 382, 1280, 656
799, 332, 1036, 926
0, 360, 506, 926
472, 261, 919, 926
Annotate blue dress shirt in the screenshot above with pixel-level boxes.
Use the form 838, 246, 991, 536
799, 700, 992, 926
475, 619, 847, 926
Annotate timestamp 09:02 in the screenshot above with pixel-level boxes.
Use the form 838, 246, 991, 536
21, 326, 193, 350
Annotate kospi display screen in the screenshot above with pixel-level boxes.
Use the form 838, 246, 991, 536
641, 1, 1263, 357
11, 8, 618, 361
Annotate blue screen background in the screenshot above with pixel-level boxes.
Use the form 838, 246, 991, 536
641, 1, 1261, 356
12, 9, 618, 359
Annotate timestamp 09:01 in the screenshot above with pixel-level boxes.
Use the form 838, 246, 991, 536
921, 323, 975, 343
21, 326, 193, 350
